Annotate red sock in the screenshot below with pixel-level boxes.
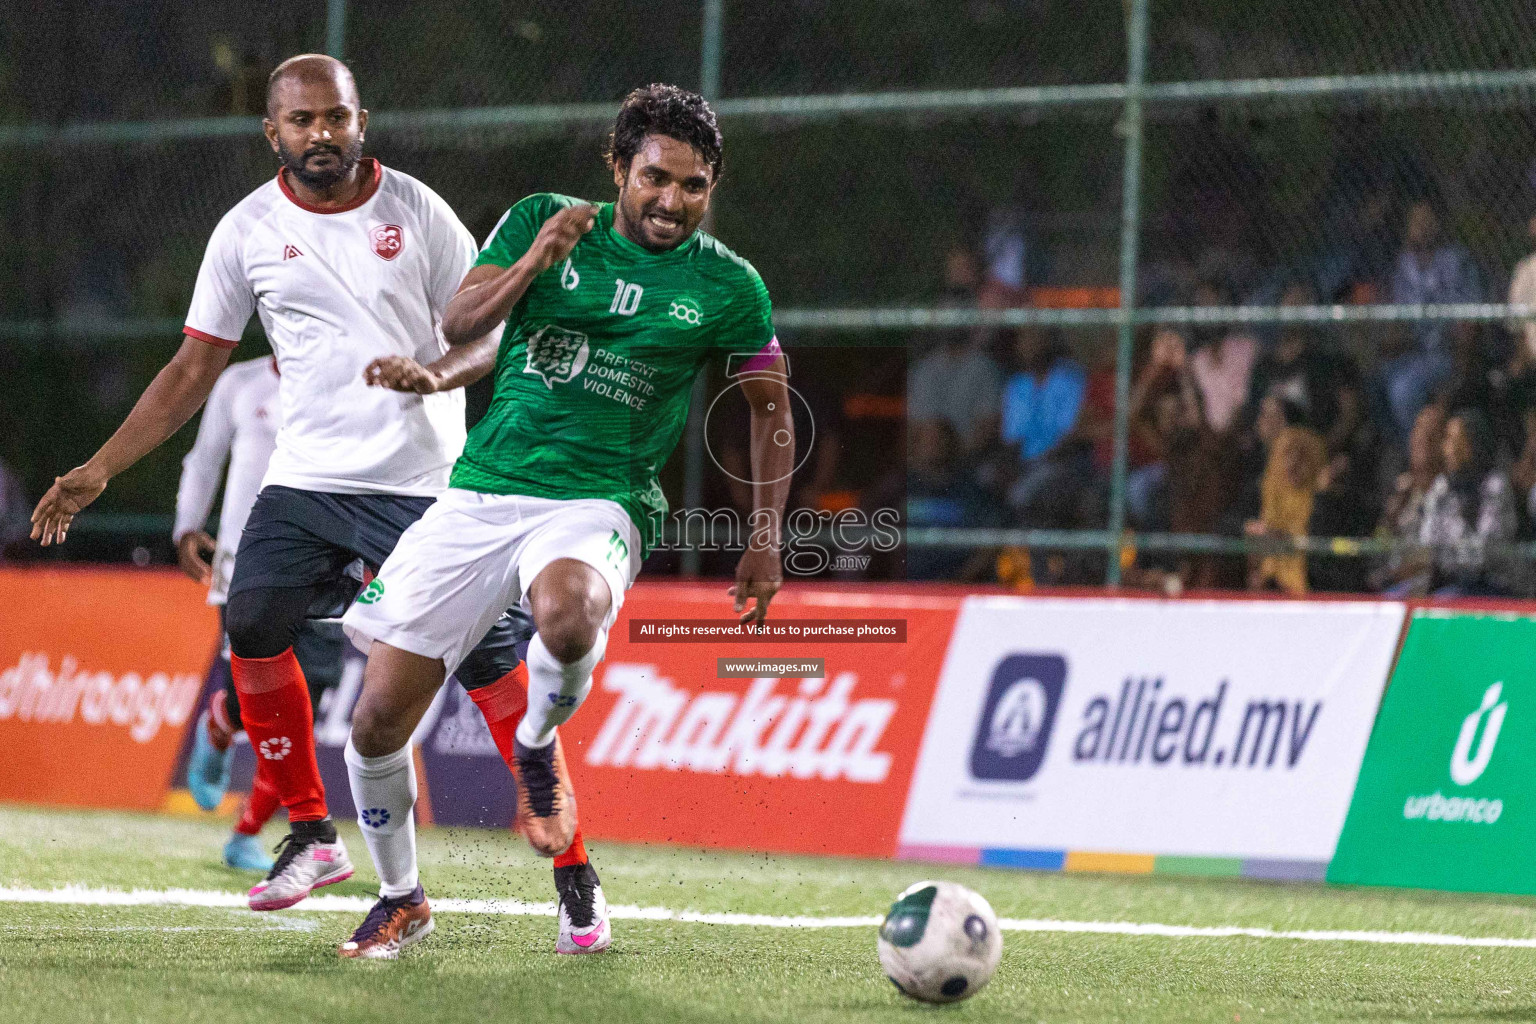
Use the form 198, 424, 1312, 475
469, 666, 589, 867
467, 665, 529, 764
235, 769, 281, 836
553, 831, 589, 869
231, 649, 327, 822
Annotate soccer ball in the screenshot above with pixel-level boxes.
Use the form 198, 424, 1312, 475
877, 880, 1003, 1003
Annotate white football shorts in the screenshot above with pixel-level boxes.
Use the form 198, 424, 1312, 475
342, 489, 642, 676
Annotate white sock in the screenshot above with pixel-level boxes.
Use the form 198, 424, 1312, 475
515, 630, 606, 748
344, 738, 419, 898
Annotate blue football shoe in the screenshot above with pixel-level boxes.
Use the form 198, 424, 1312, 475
223, 832, 275, 872
187, 711, 232, 811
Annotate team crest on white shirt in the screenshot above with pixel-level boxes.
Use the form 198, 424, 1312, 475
370, 223, 404, 261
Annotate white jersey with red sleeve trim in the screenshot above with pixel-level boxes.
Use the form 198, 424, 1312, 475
182, 159, 499, 496
173, 357, 280, 605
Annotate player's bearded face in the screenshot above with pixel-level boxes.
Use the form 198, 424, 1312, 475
614, 135, 714, 252
277, 134, 363, 191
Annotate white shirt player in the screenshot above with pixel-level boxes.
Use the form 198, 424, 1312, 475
173, 357, 281, 605
182, 158, 497, 497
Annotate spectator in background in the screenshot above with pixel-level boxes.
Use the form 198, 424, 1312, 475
1508, 208, 1536, 362
1247, 283, 1337, 429
1246, 425, 1329, 595
1000, 326, 1090, 539
1122, 326, 1239, 591
1313, 188, 1397, 303
1509, 407, 1536, 524
907, 247, 1002, 450
1420, 409, 1519, 596
1373, 403, 1447, 595
1122, 328, 1206, 533
1188, 279, 1259, 433
978, 206, 1048, 308
0, 457, 28, 560
1225, 390, 1305, 536
907, 328, 1001, 452
1488, 328, 1536, 459
902, 420, 1004, 581
1381, 200, 1482, 440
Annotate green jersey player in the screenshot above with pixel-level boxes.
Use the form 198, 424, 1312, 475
339, 85, 793, 960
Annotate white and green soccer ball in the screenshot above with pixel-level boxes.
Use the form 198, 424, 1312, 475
877, 880, 1003, 1004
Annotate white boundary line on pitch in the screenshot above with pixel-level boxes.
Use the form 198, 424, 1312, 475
5, 886, 1536, 949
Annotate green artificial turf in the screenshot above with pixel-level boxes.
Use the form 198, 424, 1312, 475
4, 804, 1536, 1023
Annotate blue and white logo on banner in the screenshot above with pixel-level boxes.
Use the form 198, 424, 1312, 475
969, 654, 1066, 781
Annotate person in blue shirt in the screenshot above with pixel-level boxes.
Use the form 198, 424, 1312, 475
1380, 200, 1482, 440
999, 327, 1091, 533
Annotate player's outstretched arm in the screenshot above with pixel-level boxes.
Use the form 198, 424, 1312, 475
731, 358, 794, 628
31, 336, 233, 546
440, 204, 597, 346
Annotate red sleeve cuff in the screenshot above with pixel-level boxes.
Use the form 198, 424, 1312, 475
183, 326, 239, 349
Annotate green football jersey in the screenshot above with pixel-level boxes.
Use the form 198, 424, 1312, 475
450, 193, 777, 548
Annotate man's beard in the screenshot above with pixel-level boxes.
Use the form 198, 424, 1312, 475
278, 137, 363, 190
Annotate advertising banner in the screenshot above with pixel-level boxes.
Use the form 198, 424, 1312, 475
0, 568, 217, 809
1329, 611, 1536, 894
555, 584, 962, 858
899, 597, 1405, 868
224, 582, 958, 849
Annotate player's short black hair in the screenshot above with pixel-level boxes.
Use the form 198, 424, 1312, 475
606, 84, 723, 181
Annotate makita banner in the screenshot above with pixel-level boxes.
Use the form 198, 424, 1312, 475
0, 568, 216, 809
556, 583, 962, 857
899, 597, 1405, 866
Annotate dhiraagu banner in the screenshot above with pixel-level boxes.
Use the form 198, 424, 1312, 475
1329, 610, 1536, 894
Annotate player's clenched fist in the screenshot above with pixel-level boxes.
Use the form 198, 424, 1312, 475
364, 355, 443, 394
527, 205, 597, 274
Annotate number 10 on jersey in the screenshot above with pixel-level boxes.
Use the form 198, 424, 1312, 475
609, 279, 643, 316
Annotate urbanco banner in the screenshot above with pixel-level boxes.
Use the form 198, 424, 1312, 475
899, 597, 1405, 863
1329, 611, 1536, 894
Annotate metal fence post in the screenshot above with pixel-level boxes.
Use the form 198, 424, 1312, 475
681, 0, 725, 577
326, 0, 348, 60
1106, 0, 1149, 586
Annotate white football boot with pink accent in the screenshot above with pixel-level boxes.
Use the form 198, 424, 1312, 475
248, 828, 353, 911
554, 862, 611, 954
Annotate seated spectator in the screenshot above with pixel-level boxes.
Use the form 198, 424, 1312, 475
1117, 326, 1241, 590
1224, 391, 1306, 536
1488, 325, 1536, 459
1380, 200, 1482, 440
1247, 283, 1338, 430
1188, 279, 1259, 433
1078, 340, 1159, 519
908, 329, 1002, 452
978, 206, 1048, 309
1246, 426, 1329, 595
1373, 403, 1448, 595
1000, 326, 1090, 529
903, 420, 1004, 581
1419, 409, 1520, 596
1123, 327, 1203, 532
1510, 407, 1536, 522
1312, 188, 1395, 303
1508, 208, 1536, 362
0, 457, 27, 560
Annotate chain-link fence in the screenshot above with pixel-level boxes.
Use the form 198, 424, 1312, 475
3, 0, 1536, 596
